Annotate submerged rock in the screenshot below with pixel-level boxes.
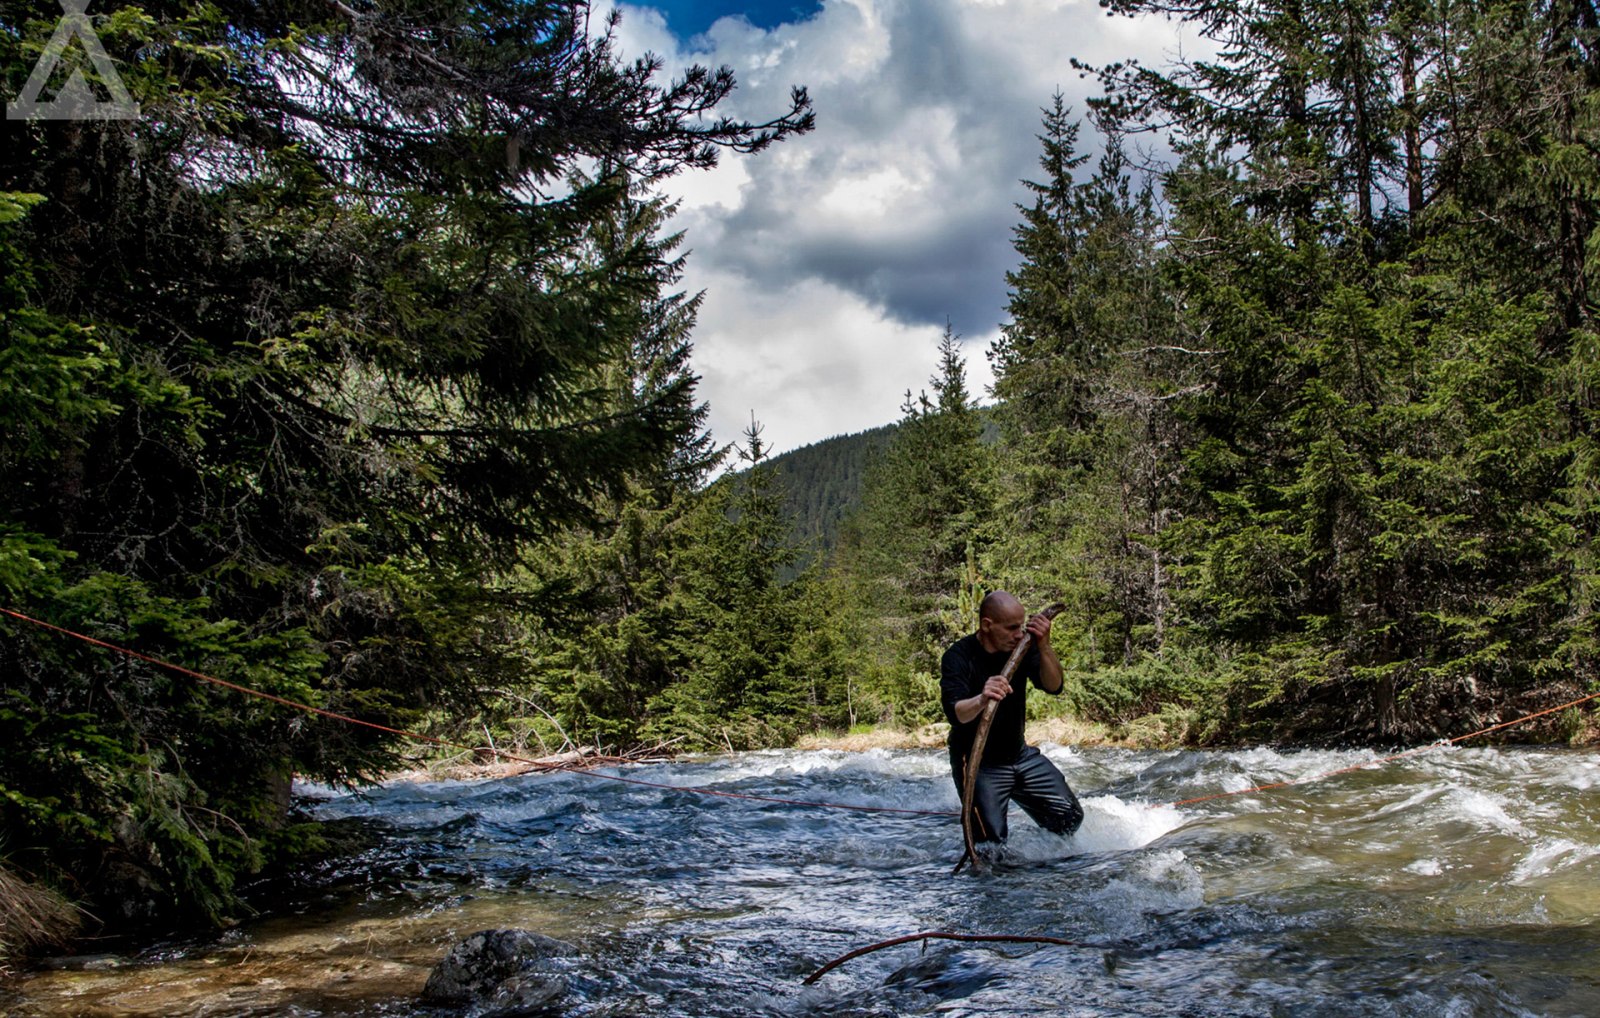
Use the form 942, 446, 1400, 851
422, 928, 576, 1016
37, 953, 127, 971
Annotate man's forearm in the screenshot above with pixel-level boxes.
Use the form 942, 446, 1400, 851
1037, 644, 1064, 693
953, 693, 988, 724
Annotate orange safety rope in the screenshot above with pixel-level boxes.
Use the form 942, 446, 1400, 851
0, 607, 957, 818
7, 606, 1596, 817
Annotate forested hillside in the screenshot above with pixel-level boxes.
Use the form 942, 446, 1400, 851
2, 0, 1596, 959
764, 424, 895, 564
762, 409, 1002, 567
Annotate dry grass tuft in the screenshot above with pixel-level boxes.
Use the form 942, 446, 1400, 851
0, 864, 81, 978
1026, 715, 1134, 748
792, 724, 949, 752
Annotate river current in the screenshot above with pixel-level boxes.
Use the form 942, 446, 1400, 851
7, 744, 1600, 1016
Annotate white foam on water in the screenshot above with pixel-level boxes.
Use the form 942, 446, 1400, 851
1037, 742, 1084, 765
1075, 795, 1187, 854
1001, 794, 1187, 867
1212, 776, 1258, 797
1368, 784, 1450, 821
291, 779, 346, 800
1443, 787, 1525, 834
811, 833, 948, 871
681, 749, 859, 783
1221, 745, 1374, 782
1169, 745, 1328, 803
654, 747, 946, 787
1404, 858, 1444, 876
1084, 848, 1207, 937
1509, 838, 1600, 884
574, 749, 959, 819
1552, 756, 1600, 791
1137, 847, 1205, 888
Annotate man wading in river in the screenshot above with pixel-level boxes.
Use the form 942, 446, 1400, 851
941, 591, 1084, 845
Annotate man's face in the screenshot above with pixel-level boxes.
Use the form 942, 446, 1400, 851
979, 604, 1027, 653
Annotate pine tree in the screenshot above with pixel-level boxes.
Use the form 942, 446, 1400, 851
843, 325, 991, 722
647, 418, 806, 749
0, 0, 810, 927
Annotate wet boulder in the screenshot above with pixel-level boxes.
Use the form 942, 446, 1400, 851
422, 929, 576, 1016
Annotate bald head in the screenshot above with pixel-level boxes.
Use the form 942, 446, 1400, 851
977, 590, 1027, 653
979, 590, 1023, 622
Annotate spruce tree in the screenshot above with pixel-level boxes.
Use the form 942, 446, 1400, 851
989, 100, 1190, 724
0, 0, 810, 926
1084, 0, 1598, 741
845, 325, 991, 722
650, 418, 805, 748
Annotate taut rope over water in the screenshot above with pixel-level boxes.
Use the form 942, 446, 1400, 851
0, 607, 957, 818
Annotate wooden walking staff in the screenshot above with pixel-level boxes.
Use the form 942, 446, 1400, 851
953, 601, 1066, 875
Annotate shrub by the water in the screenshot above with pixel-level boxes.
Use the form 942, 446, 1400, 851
0, 863, 80, 976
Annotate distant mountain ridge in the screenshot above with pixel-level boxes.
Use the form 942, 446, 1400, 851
757, 406, 1000, 564
762, 422, 896, 563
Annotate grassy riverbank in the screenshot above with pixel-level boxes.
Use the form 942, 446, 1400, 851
379, 712, 1152, 784
792, 716, 1141, 752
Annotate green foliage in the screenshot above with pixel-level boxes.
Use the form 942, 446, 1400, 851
520, 0, 1599, 755
0, 572, 328, 923
989, 106, 1183, 672
648, 423, 807, 749
764, 424, 897, 570
0, 0, 809, 931
1034, 0, 1600, 742
521, 479, 700, 749
5, 0, 1600, 949
852, 326, 992, 654
502, 401, 820, 755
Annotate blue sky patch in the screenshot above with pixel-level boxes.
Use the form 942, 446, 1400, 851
638, 0, 825, 39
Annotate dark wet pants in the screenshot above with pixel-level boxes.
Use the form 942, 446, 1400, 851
951, 744, 1084, 843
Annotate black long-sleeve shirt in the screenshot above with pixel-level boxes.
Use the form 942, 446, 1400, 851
940, 633, 1057, 770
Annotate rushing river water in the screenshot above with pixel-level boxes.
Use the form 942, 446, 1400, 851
7, 743, 1600, 1016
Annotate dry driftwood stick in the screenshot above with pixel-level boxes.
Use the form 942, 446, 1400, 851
955, 602, 1066, 875
802, 929, 1090, 985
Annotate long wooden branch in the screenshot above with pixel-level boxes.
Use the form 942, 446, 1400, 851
954, 602, 1066, 875
803, 930, 1091, 985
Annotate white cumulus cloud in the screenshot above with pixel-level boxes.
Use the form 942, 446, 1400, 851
600, 0, 1190, 456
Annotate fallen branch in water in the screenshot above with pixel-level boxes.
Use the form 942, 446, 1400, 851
521, 739, 685, 772
802, 930, 1093, 985
386, 738, 685, 783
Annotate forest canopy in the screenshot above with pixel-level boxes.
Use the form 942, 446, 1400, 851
0, 0, 809, 930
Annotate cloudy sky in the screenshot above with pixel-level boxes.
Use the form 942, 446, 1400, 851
596, 0, 1189, 457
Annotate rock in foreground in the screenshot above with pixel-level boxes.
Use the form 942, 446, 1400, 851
422, 929, 576, 1016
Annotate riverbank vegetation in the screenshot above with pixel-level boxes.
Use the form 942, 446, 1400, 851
1, 0, 1595, 959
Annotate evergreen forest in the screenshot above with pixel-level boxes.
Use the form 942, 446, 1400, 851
1, 0, 1597, 958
